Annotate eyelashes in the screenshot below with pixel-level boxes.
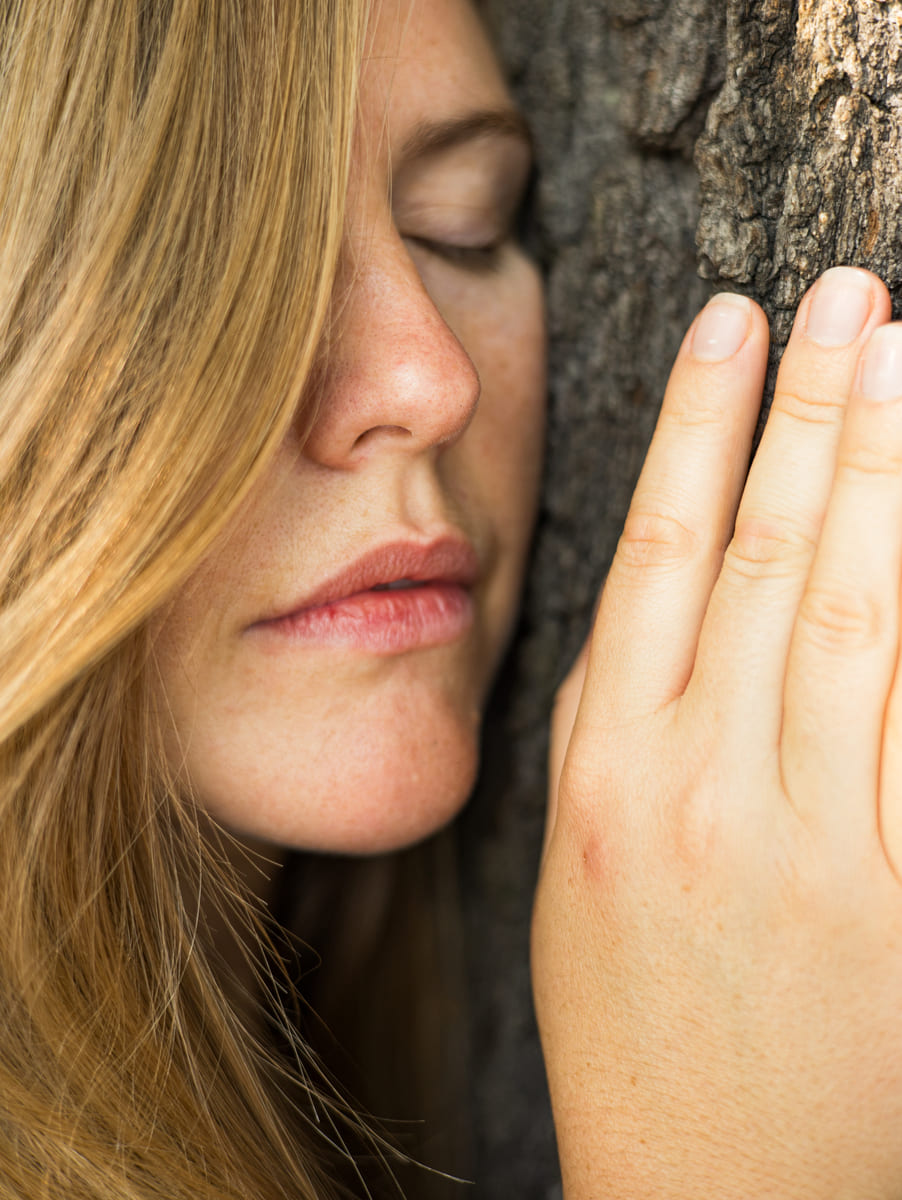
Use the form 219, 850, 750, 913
399, 168, 535, 279
404, 234, 508, 274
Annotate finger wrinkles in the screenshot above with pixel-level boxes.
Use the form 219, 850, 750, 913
722, 515, 817, 583
796, 581, 889, 655
616, 508, 704, 573
659, 388, 738, 434
834, 431, 902, 481
770, 383, 848, 429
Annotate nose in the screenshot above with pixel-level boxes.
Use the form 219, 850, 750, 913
302, 228, 481, 469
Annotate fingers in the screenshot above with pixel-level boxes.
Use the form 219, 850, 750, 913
580, 294, 768, 721
568, 270, 899, 863
687, 268, 891, 745
782, 323, 902, 839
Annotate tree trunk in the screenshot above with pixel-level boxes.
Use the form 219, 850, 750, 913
462, 2, 902, 1195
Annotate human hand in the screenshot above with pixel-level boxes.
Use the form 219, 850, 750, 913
535, 268, 902, 1198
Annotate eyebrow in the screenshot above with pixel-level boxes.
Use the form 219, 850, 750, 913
400, 108, 534, 163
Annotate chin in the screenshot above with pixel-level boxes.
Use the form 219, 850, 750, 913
310, 731, 480, 855
190, 684, 484, 856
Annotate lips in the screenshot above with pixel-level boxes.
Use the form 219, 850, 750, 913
248, 536, 480, 654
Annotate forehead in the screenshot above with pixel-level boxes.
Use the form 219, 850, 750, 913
363, 0, 512, 131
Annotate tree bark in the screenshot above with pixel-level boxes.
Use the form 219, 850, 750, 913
462, 2, 902, 1196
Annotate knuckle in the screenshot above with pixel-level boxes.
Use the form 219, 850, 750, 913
836, 440, 902, 482
798, 581, 887, 652
722, 515, 815, 581
554, 728, 630, 836
555, 739, 606, 821
660, 393, 729, 433
616, 508, 700, 572
773, 384, 846, 429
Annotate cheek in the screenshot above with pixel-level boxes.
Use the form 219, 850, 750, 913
453, 259, 547, 526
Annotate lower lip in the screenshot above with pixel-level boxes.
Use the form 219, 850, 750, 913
251, 583, 474, 654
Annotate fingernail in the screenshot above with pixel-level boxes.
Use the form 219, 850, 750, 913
859, 325, 902, 401
805, 266, 872, 347
691, 294, 751, 362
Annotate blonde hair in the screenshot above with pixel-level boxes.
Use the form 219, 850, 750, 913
0, 2, 375, 1196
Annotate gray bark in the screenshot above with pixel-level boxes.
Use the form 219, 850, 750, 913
462, 2, 902, 1196
699, 0, 902, 355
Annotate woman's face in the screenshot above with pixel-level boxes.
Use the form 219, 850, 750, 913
156, 0, 545, 854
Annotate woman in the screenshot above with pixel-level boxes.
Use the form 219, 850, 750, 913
3, 1, 902, 1199
2, 1, 540, 1195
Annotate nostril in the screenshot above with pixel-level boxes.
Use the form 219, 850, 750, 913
351, 425, 415, 453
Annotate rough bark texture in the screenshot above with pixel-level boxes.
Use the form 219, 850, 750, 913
699, 0, 902, 385
461, 2, 902, 1196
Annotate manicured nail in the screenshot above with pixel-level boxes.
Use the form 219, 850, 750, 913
691, 294, 751, 362
859, 324, 902, 401
805, 266, 872, 347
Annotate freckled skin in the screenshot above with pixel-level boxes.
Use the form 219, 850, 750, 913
154, 0, 546, 854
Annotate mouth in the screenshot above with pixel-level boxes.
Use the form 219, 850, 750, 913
247, 536, 480, 654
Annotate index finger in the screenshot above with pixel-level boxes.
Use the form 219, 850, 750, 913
581, 294, 768, 723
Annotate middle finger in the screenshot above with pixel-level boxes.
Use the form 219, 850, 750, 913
687, 267, 890, 744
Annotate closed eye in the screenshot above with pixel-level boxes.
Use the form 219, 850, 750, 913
405, 235, 506, 273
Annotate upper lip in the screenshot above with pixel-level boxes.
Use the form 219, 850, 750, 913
252, 535, 481, 625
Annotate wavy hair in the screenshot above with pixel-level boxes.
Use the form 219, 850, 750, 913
0, 2, 372, 1196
